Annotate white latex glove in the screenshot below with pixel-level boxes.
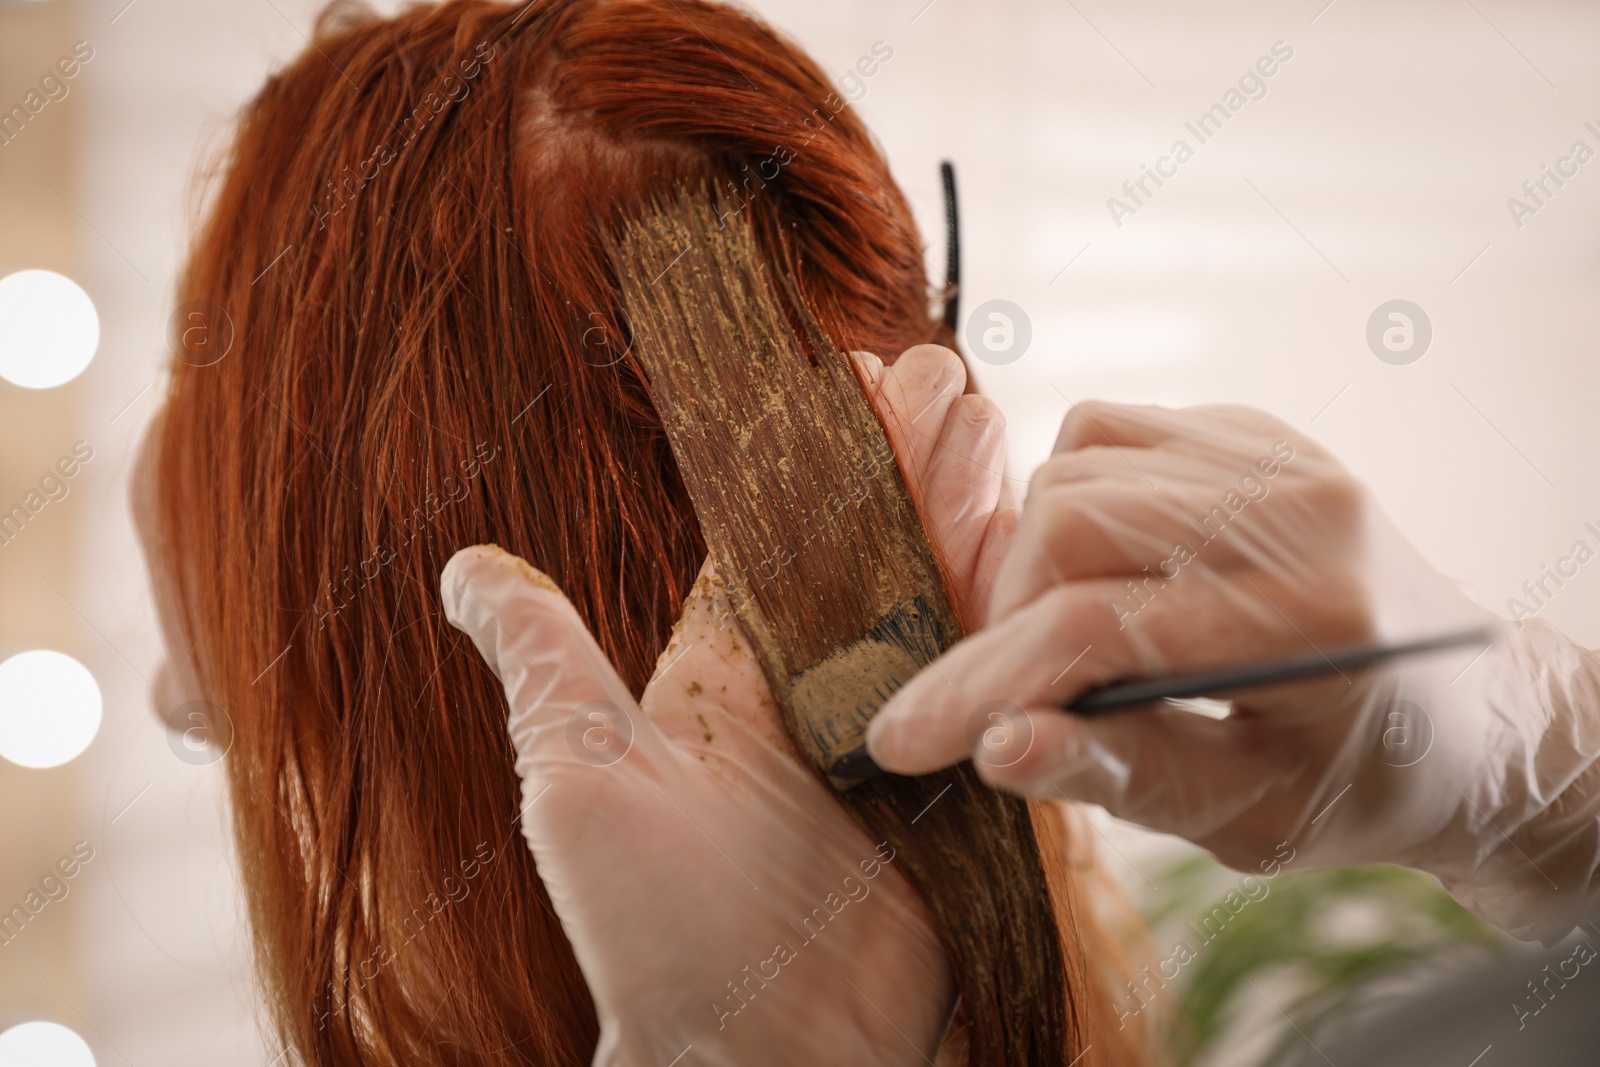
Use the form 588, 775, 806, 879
442, 346, 1016, 1065
867, 401, 1600, 943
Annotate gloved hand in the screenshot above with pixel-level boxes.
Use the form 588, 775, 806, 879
867, 400, 1600, 943
441, 345, 1017, 1065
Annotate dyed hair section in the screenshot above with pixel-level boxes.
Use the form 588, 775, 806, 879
612, 190, 1070, 1060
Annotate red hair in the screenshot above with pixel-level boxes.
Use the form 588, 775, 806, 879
147, 1, 1145, 1062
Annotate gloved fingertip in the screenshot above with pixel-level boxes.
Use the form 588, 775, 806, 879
955, 391, 1006, 432
866, 688, 944, 773
864, 703, 907, 768
892, 343, 965, 397
440, 544, 577, 680
442, 545, 568, 616
850, 349, 885, 385
440, 546, 497, 627
979, 719, 1131, 804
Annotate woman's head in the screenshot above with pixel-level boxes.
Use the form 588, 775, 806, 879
143, 0, 947, 1061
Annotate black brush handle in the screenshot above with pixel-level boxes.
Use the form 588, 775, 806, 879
1065, 626, 1495, 715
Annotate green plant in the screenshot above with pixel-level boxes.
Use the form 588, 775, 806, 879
1141, 853, 1510, 1066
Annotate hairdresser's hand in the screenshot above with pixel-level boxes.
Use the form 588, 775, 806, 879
867, 401, 1600, 942
442, 346, 1009, 1066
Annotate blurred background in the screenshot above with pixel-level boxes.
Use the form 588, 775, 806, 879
1, 0, 1596, 1063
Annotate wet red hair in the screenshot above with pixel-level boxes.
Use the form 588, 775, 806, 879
147, 0, 1144, 1062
